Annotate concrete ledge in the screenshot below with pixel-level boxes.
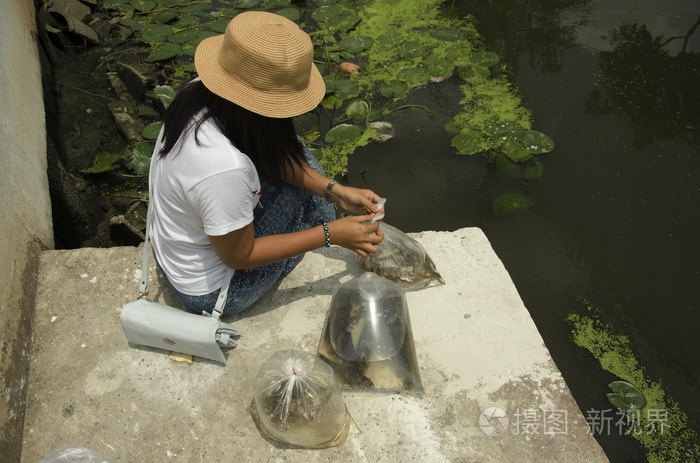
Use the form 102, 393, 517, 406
21, 227, 607, 462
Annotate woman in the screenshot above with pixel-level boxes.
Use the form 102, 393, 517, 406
149, 11, 384, 317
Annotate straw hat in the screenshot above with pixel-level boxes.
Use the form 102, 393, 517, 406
194, 11, 326, 118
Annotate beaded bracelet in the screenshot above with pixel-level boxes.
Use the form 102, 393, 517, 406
321, 221, 331, 248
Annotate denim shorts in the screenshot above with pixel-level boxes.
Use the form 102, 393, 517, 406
158, 146, 336, 317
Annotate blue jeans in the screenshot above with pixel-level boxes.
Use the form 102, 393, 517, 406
160, 147, 336, 317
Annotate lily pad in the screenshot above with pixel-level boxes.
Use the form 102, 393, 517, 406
345, 98, 370, 120
606, 381, 647, 411
339, 36, 374, 53
430, 26, 464, 42
324, 77, 358, 99
320, 94, 343, 109
493, 192, 535, 216
125, 142, 154, 176
142, 121, 163, 140
397, 67, 429, 85
141, 25, 173, 43
378, 80, 408, 98
398, 40, 426, 59
519, 130, 555, 154
504, 140, 532, 162
275, 8, 300, 22
486, 121, 527, 141
208, 17, 231, 33
151, 85, 176, 105
452, 131, 488, 155
151, 11, 178, 24
130, 0, 156, 12
325, 124, 362, 144
146, 43, 182, 62
470, 51, 500, 68
82, 151, 123, 174
237, 0, 261, 8
425, 56, 454, 78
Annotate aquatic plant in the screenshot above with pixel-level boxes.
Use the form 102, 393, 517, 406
567, 300, 700, 463
95, 0, 553, 211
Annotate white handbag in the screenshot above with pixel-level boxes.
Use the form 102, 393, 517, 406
120, 128, 240, 364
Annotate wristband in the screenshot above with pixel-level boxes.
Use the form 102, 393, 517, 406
324, 180, 338, 202
321, 221, 331, 248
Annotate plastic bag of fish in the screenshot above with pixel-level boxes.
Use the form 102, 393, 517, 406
252, 350, 351, 448
358, 222, 444, 290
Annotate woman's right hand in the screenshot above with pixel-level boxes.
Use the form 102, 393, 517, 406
327, 214, 384, 257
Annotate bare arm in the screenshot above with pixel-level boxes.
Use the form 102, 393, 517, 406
209, 214, 383, 269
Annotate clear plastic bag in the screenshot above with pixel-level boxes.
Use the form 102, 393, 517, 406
39, 446, 116, 463
252, 350, 350, 448
358, 222, 444, 290
318, 272, 423, 394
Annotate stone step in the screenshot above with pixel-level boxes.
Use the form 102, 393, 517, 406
21, 228, 608, 462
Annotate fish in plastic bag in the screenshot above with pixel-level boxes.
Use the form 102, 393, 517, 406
358, 222, 444, 290
252, 350, 351, 448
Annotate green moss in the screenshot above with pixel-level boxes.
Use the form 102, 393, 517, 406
567, 301, 700, 462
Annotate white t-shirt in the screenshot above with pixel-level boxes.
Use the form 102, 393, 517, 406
149, 117, 261, 295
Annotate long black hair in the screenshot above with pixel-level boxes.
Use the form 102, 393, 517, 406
160, 79, 306, 190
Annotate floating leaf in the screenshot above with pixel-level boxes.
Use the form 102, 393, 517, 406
151, 10, 177, 24
378, 80, 408, 98
487, 121, 527, 141
141, 25, 173, 43
82, 151, 123, 174
312, 5, 344, 24
208, 17, 230, 33
172, 14, 200, 30
142, 122, 163, 140
146, 43, 182, 62
339, 36, 374, 53
130, 0, 156, 12
493, 193, 535, 216
151, 85, 176, 105
396, 67, 429, 85
120, 17, 147, 31
325, 124, 362, 144
452, 131, 488, 155
345, 98, 370, 120
606, 381, 647, 411
397, 40, 426, 59
125, 142, 154, 176
519, 130, 554, 154
324, 77, 358, 99
425, 56, 454, 78
470, 51, 500, 68
301, 131, 321, 144
504, 140, 532, 162
237, 0, 261, 7
275, 8, 300, 22
320, 94, 343, 109
430, 26, 464, 42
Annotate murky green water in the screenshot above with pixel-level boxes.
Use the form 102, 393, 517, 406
346, 1, 699, 460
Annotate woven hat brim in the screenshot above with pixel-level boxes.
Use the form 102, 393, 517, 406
195, 34, 326, 119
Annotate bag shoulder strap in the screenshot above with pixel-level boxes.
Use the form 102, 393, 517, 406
138, 126, 234, 320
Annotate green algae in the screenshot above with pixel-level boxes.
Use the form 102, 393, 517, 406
99, 0, 553, 188
566, 301, 700, 462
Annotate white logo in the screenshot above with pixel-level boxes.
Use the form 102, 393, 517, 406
479, 407, 509, 436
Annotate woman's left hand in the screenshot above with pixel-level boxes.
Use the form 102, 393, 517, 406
331, 184, 383, 216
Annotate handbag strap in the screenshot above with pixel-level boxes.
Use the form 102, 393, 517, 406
138, 126, 234, 320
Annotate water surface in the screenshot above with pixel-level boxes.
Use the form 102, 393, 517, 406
346, 1, 699, 460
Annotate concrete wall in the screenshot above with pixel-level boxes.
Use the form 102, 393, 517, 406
0, 0, 54, 460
